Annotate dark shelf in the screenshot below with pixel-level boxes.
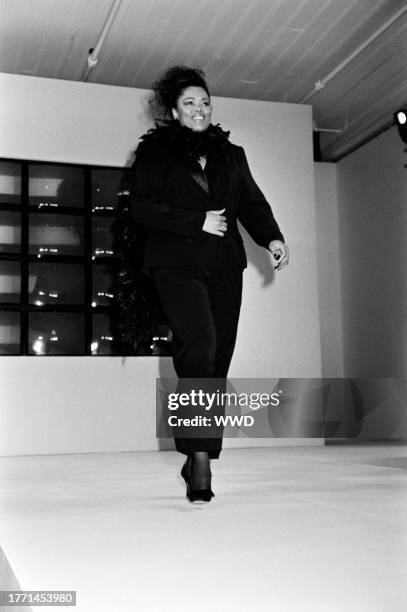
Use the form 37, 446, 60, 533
0, 156, 170, 356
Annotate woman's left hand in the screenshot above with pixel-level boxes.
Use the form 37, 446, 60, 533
269, 240, 289, 270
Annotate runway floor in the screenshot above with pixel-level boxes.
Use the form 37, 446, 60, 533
0, 443, 406, 611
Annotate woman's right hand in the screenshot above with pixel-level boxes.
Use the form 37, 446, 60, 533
202, 208, 227, 237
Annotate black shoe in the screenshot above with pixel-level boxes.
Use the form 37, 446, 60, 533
187, 487, 215, 503
186, 455, 214, 503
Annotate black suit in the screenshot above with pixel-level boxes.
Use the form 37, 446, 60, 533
129, 131, 284, 458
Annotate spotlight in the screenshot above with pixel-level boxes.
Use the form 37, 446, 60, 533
394, 108, 407, 144
396, 110, 407, 125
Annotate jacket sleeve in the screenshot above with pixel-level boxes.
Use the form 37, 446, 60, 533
236, 146, 285, 249
128, 141, 206, 236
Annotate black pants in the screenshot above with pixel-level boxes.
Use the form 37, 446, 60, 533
152, 266, 243, 458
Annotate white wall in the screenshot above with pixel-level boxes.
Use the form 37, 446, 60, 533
0, 73, 322, 455
313, 128, 407, 380
314, 163, 344, 377
337, 127, 407, 378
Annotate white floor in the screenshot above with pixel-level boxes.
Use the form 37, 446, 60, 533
0, 443, 406, 612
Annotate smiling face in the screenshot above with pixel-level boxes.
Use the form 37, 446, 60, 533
172, 86, 212, 132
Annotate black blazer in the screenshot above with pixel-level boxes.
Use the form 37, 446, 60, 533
129, 135, 284, 269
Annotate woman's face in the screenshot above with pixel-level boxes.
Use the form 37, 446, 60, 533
172, 86, 212, 132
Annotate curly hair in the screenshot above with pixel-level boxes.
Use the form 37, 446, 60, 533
150, 65, 210, 119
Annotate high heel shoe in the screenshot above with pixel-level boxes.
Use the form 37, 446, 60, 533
186, 456, 215, 503
187, 487, 215, 503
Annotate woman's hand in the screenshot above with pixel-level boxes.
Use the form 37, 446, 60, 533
202, 208, 228, 237
269, 240, 289, 270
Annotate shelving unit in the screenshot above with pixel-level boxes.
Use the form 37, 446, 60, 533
0, 158, 170, 356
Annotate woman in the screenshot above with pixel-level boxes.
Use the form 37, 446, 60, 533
129, 66, 289, 503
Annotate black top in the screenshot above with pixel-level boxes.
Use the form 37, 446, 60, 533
128, 122, 284, 269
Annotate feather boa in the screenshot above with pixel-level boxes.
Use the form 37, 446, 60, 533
140, 120, 231, 160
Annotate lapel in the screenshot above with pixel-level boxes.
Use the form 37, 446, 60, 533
165, 138, 236, 207
174, 154, 217, 206
205, 146, 235, 206
180, 146, 235, 207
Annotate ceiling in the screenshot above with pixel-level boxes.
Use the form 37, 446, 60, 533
1, 0, 406, 161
